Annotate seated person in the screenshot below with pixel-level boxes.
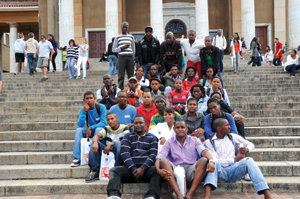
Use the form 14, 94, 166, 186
150, 95, 181, 129
149, 107, 175, 153
185, 84, 209, 115
124, 77, 143, 107
199, 67, 214, 87
71, 91, 107, 167
205, 76, 230, 106
284, 50, 300, 77
135, 66, 150, 90
146, 65, 164, 91
203, 118, 271, 199
109, 91, 137, 131
96, 74, 120, 111
168, 79, 189, 115
107, 116, 163, 199
137, 89, 158, 131
183, 66, 198, 91
150, 77, 167, 97
155, 119, 215, 199
86, 112, 130, 183
204, 98, 238, 139
182, 97, 205, 141
163, 64, 185, 94
99, 51, 108, 62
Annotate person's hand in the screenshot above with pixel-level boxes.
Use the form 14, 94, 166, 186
206, 161, 215, 172
133, 92, 139, 99
133, 168, 144, 181
49, 57, 52, 61
234, 115, 244, 124
83, 103, 90, 112
195, 77, 200, 81
200, 46, 204, 50
206, 85, 211, 88
26, 56, 28, 58
126, 92, 131, 98
102, 88, 108, 98
238, 147, 249, 155
92, 142, 99, 153
78, 44, 81, 48
221, 49, 225, 52
160, 137, 166, 145
34, 54, 36, 59
123, 44, 130, 49
126, 123, 133, 128
107, 86, 114, 96
191, 128, 205, 138
231, 52, 233, 56
85, 127, 92, 138
175, 106, 183, 114
235, 152, 245, 162
158, 169, 172, 180
146, 73, 151, 80
103, 144, 112, 155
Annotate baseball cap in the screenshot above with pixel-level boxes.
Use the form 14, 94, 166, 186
128, 77, 138, 83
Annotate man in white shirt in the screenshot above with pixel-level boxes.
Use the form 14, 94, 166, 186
202, 118, 272, 199
212, 29, 227, 73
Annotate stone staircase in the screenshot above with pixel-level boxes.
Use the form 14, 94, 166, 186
0, 56, 300, 196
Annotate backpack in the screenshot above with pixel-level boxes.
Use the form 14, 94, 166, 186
206, 87, 225, 99
86, 103, 101, 127
209, 111, 228, 129
209, 134, 234, 151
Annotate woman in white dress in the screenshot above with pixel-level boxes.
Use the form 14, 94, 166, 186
263, 46, 273, 67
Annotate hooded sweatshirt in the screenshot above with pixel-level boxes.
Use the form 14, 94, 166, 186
25, 38, 38, 54
14, 39, 27, 55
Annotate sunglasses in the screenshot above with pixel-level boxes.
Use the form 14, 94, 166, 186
145, 30, 152, 33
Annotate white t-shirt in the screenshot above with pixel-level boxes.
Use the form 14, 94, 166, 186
180, 39, 204, 62
37, 41, 53, 58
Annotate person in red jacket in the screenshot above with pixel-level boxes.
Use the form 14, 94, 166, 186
183, 66, 198, 91
137, 88, 158, 131
273, 38, 283, 66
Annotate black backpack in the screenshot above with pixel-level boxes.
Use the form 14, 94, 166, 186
206, 87, 225, 99
86, 103, 101, 127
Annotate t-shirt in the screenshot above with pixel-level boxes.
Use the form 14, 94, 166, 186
99, 124, 129, 145
206, 56, 214, 65
38, 41, 53, 58
62, 51, 66, 61
109, 104, 137, 125
199, 79, 212, 87
275, 41, 283, 57
79, 44, 88, 57
149, 111, 182, 129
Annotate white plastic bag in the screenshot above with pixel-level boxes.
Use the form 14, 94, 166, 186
174, 166, 186, 197
80, 138, 92, 166
100, 151, 115, 181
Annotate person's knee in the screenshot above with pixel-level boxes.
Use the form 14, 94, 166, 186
75, 128, 84, 135
196, 157, 208, 167
160, 159, 171, 169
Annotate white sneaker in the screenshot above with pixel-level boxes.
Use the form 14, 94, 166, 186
107, 196, 121, 199
14, 72, 17, 75
76, 76, 81, 80
82, 77, 85, 79
21, 70, 24, 73
70, 158, 80, 167
243, 173, 251, 181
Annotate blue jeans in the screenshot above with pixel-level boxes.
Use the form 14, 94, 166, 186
67, 57, 77, 79
273, 56, 282, 66
88, 140, 122, 170
143, 64, 153, 78
204, 159, 269, 195
219, 51, 224, 72
218, 69, 224, 87
286, 64, 300, 76
27, 53, 39, 75
108, 55, 118, 75
72, 127, 103, 159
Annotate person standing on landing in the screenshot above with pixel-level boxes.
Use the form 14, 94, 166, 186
107, 38, 118, 76
212, 29, 227, 73
273, 38, 283, 66
66, 39, 79, 80
113, 21, 135, 90
47, 34, 58, 72
76, 37, 89, 79
230, 33, 242, 73
14, 34, 27, 75
25, 32, 39, 76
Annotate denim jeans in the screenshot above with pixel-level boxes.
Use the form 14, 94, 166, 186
273, 56, 282, 66
218, 69, 224, 87
72, 127, 103, 159
232, 53, 239, 71
108, 55, 118, 75
143, 64, 153, 78
88, 140, 122, 170
286, 64, 300, 76
204, 159, 269, 195
67, 57, 77, 79
219, 51, 224, 72
27, 53, 39, 75
250, 57, 259, 66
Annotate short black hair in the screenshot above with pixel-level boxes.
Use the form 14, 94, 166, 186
136, 65, 144, 72
275, 38, 279, 41
142, 88, 153, 97
117, 90, 127, 97
134, 115, 146, 123
107, 112, 117, 117
170, 64, 179, 70
84, 91, 95, 98
210, 92, 222, 99
164, 107, 175, 114
187, 97, 198, 106
174, 119, 186, 126
212, 76, 221, 82
213, 118, 227, 130
292, 49, 297, 55
207, 98, 220, 106
191, 84, 205, 98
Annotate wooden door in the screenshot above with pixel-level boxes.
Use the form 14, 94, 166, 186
88, 31, 106, 58
255, 27, 267, 54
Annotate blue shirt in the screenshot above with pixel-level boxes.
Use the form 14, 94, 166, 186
185, 95, 209, 114
199, 79, 212, 87
109, 104, 137, 124
77, 103, 107, 130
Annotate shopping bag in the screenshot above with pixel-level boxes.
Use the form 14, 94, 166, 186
174, 166, 186, 197
80, 138, 92, 166
100, 151, 115, 181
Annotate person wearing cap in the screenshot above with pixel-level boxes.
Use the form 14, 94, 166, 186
162, 64, 185, 94
183, 66, 198, 92
124, 77, 143, 107
137, 26, 160, 78
150, 77, 166, 98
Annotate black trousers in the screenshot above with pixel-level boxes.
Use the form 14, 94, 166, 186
107, 165, 163, 199
48, 51, 57, 71
118, 56, 134, 90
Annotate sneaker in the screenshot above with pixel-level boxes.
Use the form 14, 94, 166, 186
85, 169, 99, 183
76, 76, 81, 80
107, 196, 121, 199
144, 197, 155, 199
33, 68, 37, 73
70, 158, 80, 167
82, 77, 85, 79
21, 70, 24, 73
41, 77, 48, 82
14, 72, 17, 75
243, 173, 251, 181
52, 70, 56, 73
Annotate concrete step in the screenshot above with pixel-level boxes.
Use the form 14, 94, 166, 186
0, 130, 74, 141
245, 126, 300, 137
0, 122, 76, 131
0, 114, 78, 123
250, 148, 300, 161
245, 117, 300, 127
248, 136, 300, 148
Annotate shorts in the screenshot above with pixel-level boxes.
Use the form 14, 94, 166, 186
37, 57, 49, 68
171, 162, 197, 188
15, 53, 24, 63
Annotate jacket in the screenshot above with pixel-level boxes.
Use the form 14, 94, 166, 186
14, 39, 27, 55
138, 36, 160, 65
160, 40, 182, 71
24, 38, 38, 54
162, 72, 185, 90
200, 45, 220, 76
107, 42, 117, 56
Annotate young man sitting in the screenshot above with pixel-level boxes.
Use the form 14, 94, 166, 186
183, 66, 198, 92
71, 91, 107, 167
86, 112, 129, 183
96, 74, 120, 111
203, 118, 272, 199
150, 77, 166, 97
162, 64, 185, 94
124, 77, 143, 107
146, 65, 164, 91
107, 115, 163, 199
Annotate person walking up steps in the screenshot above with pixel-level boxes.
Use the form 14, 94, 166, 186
76, 37, 89, 79
14, 34, 27, 75
67, 39, 79, 80
230, 33, 242, 73
25, 32, 39, 76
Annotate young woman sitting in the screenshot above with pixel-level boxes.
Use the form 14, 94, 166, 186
185, 84, 209, 115
284, 50, 300, 77
205, 76, 230, 106
183, 66, 198, 91
135, 66, 150, 90
199, 67, 214, 87
168, 79, 189, 115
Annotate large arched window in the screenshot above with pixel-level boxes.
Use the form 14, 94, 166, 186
165, 19, 187, 39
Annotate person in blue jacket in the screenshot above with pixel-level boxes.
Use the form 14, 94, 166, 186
71, 91, 107, 167
204, 98, 238, 139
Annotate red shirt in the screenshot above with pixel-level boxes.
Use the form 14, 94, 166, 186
183, 78, 198, 92
168, 89, 190, 109
275, 41, 283, 57
136, 102, 158, 131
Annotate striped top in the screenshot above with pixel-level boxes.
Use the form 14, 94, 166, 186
168, 89, 190, 109
120, 131, 158, 173
67, 46, 79, 58
112, 34, 135, 56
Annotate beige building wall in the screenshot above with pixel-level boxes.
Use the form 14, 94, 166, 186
274, 0, 286, 47
208, 0, 229, 38
1, 43, 10, 72
82, 0, 106, 30
74, 0, 83, 44
231, 0, 241, 36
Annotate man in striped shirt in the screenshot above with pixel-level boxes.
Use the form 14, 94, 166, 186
113, 21, 135, 90
107, 115, 163, 199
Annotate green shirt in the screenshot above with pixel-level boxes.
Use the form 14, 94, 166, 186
207, 56, 214, 65
62, 51, 66, 62
149, 111, 182, 129
99, 124, 129, 145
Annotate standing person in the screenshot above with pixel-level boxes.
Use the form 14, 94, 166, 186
113, 21, 135, 90
240, 37, 247, 60
230, 33, 242, 73
62, 46, 67, 71
212, 29, 227, 73
76, 37, 89, 79
14, 34, 27, 75
273, 38, 283, 66
34, 35, 54, 81
248, 37, 260, 67
47, 34, 58, 72
107, 38, 118, 76
177, 30, 204, 78
134, 37, 139, 68
25, 32, 39, 76
137, 26, 160, 78
284, 50, 300, 77
263, 46, 273, 67
66, 39, 79, 80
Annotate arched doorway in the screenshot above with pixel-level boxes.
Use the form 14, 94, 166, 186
165, 20, 187, 39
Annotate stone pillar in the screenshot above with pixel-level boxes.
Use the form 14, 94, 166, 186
241, 0, 255, 47
106, 0, 118, 50
195, 0, 209, 36
60, 0, 74, 47
150, 0, 164, 42
274, 0, 286, 49
8, 22, 18, 73
288, 0, 300, 49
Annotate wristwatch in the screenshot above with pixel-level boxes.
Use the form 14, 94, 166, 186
209, 159, 215, 164
105, 96, 109, 99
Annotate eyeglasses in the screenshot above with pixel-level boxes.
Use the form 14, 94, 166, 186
145, 30, 152, 33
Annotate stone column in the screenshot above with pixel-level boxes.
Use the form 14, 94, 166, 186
106, 0, 119, 49
274, 0, 286, 49
150, 0, 164, 42
288, 0, 300, 49
195, 0, 209, 36
8, 22, 18, 73
60, 0, 74, 47
241, 0, 255, 47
